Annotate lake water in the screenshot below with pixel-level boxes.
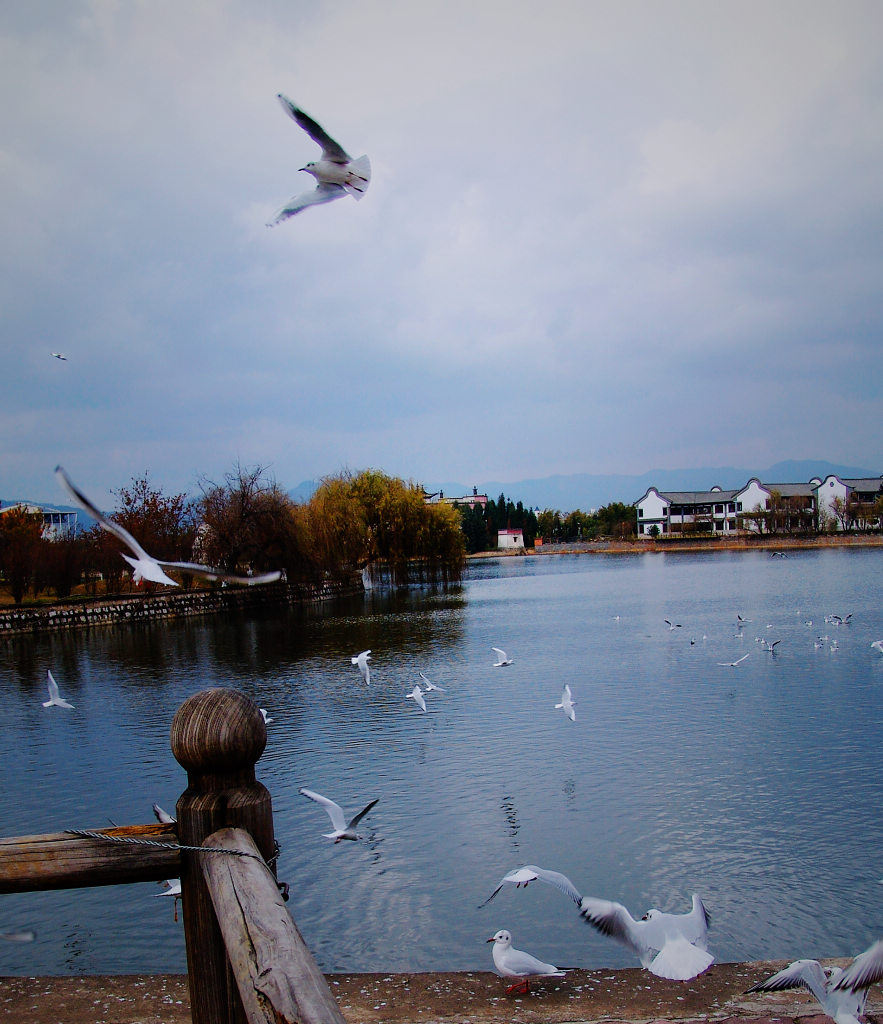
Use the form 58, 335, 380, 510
1, 547, 882, 977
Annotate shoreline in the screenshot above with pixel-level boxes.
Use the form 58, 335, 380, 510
0, 960, 880, 1023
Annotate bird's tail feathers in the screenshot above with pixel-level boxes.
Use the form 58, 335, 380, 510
343, 155, 371, 198
649, 940, 714, 981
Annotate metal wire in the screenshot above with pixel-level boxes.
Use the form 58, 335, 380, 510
65, 829, 267, 863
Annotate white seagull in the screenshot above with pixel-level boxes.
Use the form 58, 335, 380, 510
665, 620, 682, 631
51, 352, 67, 360
152, 803, 176, 824
555, 684, 576, 721
407, 684, 427, 712
351, 650, 371, 685
579, 894, 713, 980
717, 654, 750, 667
154, 878, 182, 898
479, 864, 584, 909
870, 640, 883, 653
833, 939, 883, 994
267, 94, 371, 225
487, 929, 566, 995
492, 647, 513, 667
299, 787, 378, 843
259, 708, 273, 724
0, 930, 35, 942
55, 466, 281, 587
419, 672, 446, 692
43, 669, 74, 709
748, 950, 880, 1024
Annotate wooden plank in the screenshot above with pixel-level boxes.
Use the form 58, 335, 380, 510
0, 823, 180, 894
200, 827, 347, 1024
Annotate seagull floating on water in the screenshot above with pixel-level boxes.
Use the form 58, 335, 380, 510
554, 684, 576, 721
56, 466, 281, 587
492, 647, 513, 666
267, 94, 371, 225
299, 787, 378, 842
43, 669, 74, 709
748, 946, 882, 1024
487, 929, 566, 995
0, 930, 35, 942
351, 650, 371, 685
407, 684, 427, 713
480, 865, 712, 980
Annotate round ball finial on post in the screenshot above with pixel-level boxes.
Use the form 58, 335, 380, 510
171, 688, 276, 1024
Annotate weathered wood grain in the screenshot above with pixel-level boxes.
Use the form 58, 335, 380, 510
201, 828, 347, 1024
0, 823, 179, 894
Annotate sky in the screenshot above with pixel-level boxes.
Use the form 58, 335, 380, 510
3, 0, 882, 507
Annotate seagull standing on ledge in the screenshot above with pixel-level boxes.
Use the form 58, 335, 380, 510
487, 929, 566, 994
267, 94, 371, 224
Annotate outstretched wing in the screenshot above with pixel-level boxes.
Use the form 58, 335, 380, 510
276, 94, 352, 163
158, 559, 281, 586
299, 788, 346, 831
267, 182, 346, 225
834, 940, 883, 992
55, 465, 151, 562
579, 897, 645, 957
479, 864, 583, 908
346, 797, 379, 831
748, 959, 829, 1006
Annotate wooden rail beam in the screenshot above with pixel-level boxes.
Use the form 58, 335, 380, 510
201, 827, 347, 1024
0, 823, 180, 894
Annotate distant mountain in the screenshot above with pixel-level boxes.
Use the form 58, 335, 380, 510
423, 459, 879, 513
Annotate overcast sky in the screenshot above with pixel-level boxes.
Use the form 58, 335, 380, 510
3, 0, 882, 506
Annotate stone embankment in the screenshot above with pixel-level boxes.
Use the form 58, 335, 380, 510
0, 579, 359, 636
0, 960, 880, 1024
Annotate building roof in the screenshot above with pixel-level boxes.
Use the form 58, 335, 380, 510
657, 489, 740, 504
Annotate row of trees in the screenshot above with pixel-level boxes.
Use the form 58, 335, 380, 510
0, 466, 466, 605
458, 494, 539, 554
534, 502, 637, 543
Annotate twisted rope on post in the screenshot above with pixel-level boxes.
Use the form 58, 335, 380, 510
64, 829, 279, 869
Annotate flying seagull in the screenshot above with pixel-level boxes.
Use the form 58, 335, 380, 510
479, 865, 584, 909
407, 684, 427, 712
152, 803, 176, 824
351, 650, 371, 685
55, 466, 281, 587
748, 948, 881, 1024
717, 654, 750, 667
554, 684, 576, 721
51, 352, 67, 360
665, 619, 682, 631
492, 647, 513, 666
419, 672, 446, 692
43, 669, 74, 709
486, 929, 566, 995
299, 787, 378, 842
579, 893, 713, 980
267, 94, 371, 225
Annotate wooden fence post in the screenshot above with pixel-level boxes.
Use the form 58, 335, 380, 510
170, 687, 275, 1024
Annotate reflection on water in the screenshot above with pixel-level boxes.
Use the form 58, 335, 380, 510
1, 549, 882, 976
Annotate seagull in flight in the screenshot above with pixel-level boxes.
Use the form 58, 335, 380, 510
43, 669, 74, 709
749, 947, 881, 1024
492, 647, 513, 666
479, 865, 584, 909
871, 640, 883, 653
299, 787, 378, 842
351, 650, 371, 685
665, 619, 682, 631
486, 929, 566, 995
51, 352, 67, 360
55, 466, 280, 587
267, 94, 371, 225
419, 672, 446, 692
407, 684, 427, 712
717, 654, 750, 667
152, 803, 176, 824
554, 684, 576, 721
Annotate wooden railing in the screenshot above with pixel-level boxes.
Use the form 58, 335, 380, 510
0, 687, 346, 1024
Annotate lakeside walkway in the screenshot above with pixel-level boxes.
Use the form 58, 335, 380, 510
1, 960, 880, 1024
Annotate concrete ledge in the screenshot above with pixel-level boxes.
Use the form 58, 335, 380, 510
1, 961, 880, 1024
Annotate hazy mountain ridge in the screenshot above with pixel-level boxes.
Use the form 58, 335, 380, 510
7, 461, 877, 521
